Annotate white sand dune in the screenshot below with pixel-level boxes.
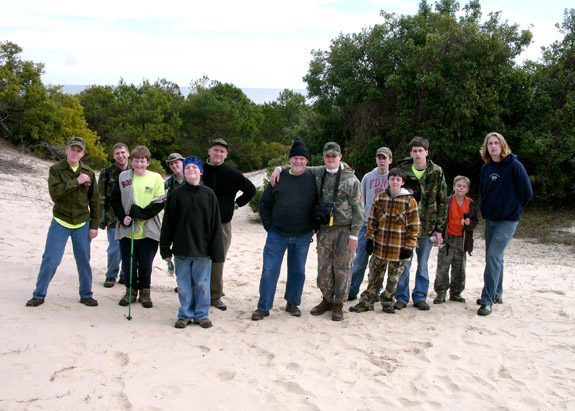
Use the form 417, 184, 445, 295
1, 142, 574, 410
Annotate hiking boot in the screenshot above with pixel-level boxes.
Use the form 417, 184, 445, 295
80, 297, 98, 307
285, 303, 301, 317
477, 304, 492, 316
139, 288, 153, 308
119, 289, 137, 306
332, 303, 344, 321
433, 296, 446, 304
251, 309, 270, 321
197, 318, 213, 328
349, 301, 373, 313
393, 301, 406, 310
211, 299, 227, 311
310, 297, 333, 316
104, 278, 116, 288
449, 294, 466, 303
26, 297, 44, 307
382, 304, 395, 314
174, 319, 191, 329
414, 300, 430, 311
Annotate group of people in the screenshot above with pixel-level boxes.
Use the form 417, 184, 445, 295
25, 131, 532, 329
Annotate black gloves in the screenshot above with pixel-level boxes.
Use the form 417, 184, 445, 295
366, 239, 374, 255
399, 248, 413, 260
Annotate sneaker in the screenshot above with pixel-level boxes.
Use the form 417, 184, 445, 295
347, 295, 357, 301
80, 297, 98, 307
118, 278, 126, 285
197, 318, 213, 329
349, 302, 373, 313
449, 294, 466, 303
26, 297, 45, 307
285, 303, 301, 317
251, 309, 270, 321
393, 301, 407, 310
433, 296, 446, 304
211, 299, 227, 311
414, 300, 430, 311
174, 319, 191, 329
104, 278, 116, 288
477, 304, 492, 316
382, 304, 395, 314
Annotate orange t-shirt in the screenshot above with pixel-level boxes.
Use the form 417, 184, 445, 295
447, 196, 470, 236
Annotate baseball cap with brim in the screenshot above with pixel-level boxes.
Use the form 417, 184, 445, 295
376, 147, 392, 158
208, 138, 229, 148
323, 142, 341, 156
66, 136, 86, 151
166, 153, 185, 165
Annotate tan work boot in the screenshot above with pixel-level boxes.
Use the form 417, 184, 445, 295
332, 303, 344, 321
119, 289, 137, 306
310, 297, 333, 316
139, 288, 153, 308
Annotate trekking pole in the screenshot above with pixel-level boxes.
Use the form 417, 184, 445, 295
126, 219, 135, 321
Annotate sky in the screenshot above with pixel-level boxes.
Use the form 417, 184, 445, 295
1, 0, 573, 90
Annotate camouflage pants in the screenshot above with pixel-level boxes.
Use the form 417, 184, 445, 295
434, 235, 466, 297
317, 226, 355, 304
360, 257, 405, 307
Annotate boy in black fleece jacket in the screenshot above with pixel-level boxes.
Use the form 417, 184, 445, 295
160, 156, 225, 329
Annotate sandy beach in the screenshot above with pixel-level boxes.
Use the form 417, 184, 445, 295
1, 142, 574, 410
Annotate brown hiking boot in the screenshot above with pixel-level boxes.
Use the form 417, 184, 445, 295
310, 297, 333, 316
332, 303, 344, 321
139, 288, 153, 308
119, 289, 137, 306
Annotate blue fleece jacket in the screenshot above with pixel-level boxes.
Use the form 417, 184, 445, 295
480, 153, 533, 221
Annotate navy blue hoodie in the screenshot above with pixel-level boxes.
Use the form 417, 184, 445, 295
480, 153, 533, 221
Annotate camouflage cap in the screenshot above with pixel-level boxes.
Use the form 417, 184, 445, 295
208, 138, 229, 148
376, 147, 392, 158
66, 136, 86, 151
166, 153, 185, 165
323, 142, 341, 156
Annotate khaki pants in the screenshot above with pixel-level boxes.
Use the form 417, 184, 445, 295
210, 222, 232, 301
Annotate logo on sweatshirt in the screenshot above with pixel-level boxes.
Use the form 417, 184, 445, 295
490, 173, 500, 182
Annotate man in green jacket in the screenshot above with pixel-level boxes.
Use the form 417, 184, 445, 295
26, 137, 100, 307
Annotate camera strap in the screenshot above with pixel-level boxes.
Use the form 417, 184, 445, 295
319, 166, 342, 204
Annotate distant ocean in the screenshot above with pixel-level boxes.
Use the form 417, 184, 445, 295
60, 85, 307, 105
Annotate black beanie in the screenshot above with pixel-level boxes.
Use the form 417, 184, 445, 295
289, 138, 309, 159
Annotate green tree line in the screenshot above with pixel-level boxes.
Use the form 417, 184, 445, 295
1, 0, 574, 203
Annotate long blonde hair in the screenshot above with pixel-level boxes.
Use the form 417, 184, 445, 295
479, 132, 512, 164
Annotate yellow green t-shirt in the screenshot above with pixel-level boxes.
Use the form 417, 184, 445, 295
130, 171, 165, 240
412, 164, 426, 180
54, 164, 87, 229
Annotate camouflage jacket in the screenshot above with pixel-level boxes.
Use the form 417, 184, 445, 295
398, 157, 447, 238
97, 162, 126, 229
307, 162, 365, 236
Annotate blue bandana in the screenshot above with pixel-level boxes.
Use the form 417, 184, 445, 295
183, 156, 204, 173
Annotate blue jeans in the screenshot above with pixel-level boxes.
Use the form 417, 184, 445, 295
105, 226, 124, 280
396, 236, 434, 304
348, 226, 368, 299
174, 256, 212, 321
33, 219, 93, 299
480, 219, 518, 306
257, 229, 313, 311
